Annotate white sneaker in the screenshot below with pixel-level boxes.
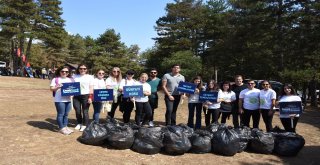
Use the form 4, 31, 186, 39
79, 126, 86, 132
59, 127, 71, 135
66, 127, 74, 133
75, 124, 81, 130
149, 121, 154, 127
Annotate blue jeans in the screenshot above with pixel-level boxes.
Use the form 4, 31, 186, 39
187, 103, 203, 129
54, 102, 72, 129
93, 102, 103, 123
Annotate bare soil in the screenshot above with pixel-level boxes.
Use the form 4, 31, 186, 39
0, 76, 319, 165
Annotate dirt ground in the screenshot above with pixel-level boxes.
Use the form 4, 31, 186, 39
0, 76, 319, 165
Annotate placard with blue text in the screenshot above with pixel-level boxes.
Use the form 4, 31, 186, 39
123, 85, 143, 97
279, 101, 303, 115
61, 82, 81, 96
199, 91, 218, 102
177, 81, 196, 94
94, 89, 113, 101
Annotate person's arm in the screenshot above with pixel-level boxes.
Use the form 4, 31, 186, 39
238, 98, 244, 114
162, 79, 174, 101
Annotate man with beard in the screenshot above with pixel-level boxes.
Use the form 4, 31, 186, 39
147, 68, 161, 127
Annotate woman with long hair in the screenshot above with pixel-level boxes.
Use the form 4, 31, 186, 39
259, 80, 277, 132
187, 76, 204, 129
92, 69, 107, 123
106, 67, 122, 118
219, 81, 236, 124
203, 79, 221, 126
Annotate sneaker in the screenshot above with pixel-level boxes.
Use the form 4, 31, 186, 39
149, 121, 154, 127
79, 126, 86, 132
75, 124, 81, 130
59, 127, 71, 135
66, 127, 74, 133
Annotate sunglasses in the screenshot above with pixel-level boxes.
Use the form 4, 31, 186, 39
127, 73, 134, 75
60, 71, 69, 73
79, 68, 87, 70
248, 83, 255, 85
98, 72, 105, 75
262, 84, 269, 86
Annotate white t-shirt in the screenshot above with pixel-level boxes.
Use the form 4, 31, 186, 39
207, 90, 222, 109
135, 82, 151, 102
105, 76, 120, 95
119, 78, 137, 98
239, 88, 260, 110
50, 77, 73, 102
219, 90, 236, 102
93, 78, 106, 89
279, 95, 301, 118
259, 89, 277, 109
73, 74, 94, 95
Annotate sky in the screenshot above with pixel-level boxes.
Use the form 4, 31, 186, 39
60, 0, 174, 52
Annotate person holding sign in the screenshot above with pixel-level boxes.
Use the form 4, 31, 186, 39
203, 80, 221, 126
72, 64, 94, 132
278, 83, 302, 133
50, 66, 74, 135
187, 76, 204, 129
219, 81, 236, 124
106, 67, 122, 118
135, 73, 152, 126
119, 69, 137, 123
259, 80, 277, 132
239, 80, 260, 129
92, 69, 107, 123
162, 64, 185, 126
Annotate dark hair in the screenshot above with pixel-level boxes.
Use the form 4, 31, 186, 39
206, 79, 219, 91
191, 76, 203, 91
76, 63, 88, 74
246, 79, 255, 84
280, 83, 296, 97
149, 68, 157, 72
171, 64, 180, 68
221, 81, 232, 92
234, 75, 243, 79
261, 80, 272, 89
55, 66, 71, 78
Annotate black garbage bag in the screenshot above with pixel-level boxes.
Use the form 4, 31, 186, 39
131, 127, 165, 155
79, 121, 108, 146
234, 126, 252, 152
106, 124, 135, 149
273, 132, 305, 156
249, 129, 274, 154
211, 126, 240, 156
206, 122, 221, 134
126, 122, 140, 136
177, 123, 194, 138
271, 126, 286, 133
190, 130, 212, 154
163, 125, 192, 155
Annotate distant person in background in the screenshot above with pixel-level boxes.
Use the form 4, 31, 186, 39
219, 81, 236, 124
147, 68, 161, 127
277, 83, 301, 133
162, 64, 185, 126
135, 73, 152, 126
92, 69, 106, 123
72, 64, 94, 132
187, 76, 204, 129
231, 75, 247, 128
106, 67, 122, 118
259, 80, 276, 132
50, 66, 74, 135
239, 80, 260, 129
203, 79, 221, 126
41, 68, 47, 79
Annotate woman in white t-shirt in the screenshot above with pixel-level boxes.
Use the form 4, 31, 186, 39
119, 69, 137, 123
259, 80, 277, 132
277, 83, 302, 133
72, 64, 94, 132
106, 67, 122, 118
203, 79, 220, 127
50, 66, 74, 135
135, 73, 152, 126
219, 81, 236, 124
92, 69, 107, 123
239, 80, 260, 128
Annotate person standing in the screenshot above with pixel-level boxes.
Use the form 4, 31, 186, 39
72, 64, 94, 132
147, 68, 161, 127
119, 69, 137, 123
41, 68, 47, 79
135, 73, 152, 126
203, 80, 221, 126
106, 67, 122, 118
187, 76, 204, 129
231, 75, 247, 128
239, 80, 260, 128
278, 84, 302, 133
50, 66, 74, 135
219, 81, 236, 124
162, 64, 185, 126
92, 69, 107, 123
259, 80, 277, 132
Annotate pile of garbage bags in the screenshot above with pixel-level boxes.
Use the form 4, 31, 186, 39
79, 119, 304, 156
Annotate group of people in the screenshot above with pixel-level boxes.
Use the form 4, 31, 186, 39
50, 63, 302, 135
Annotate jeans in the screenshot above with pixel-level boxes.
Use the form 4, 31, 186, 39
242, 109, 260, 128
204, 108, 220, 126
164, 95, 181, 126
188, 103, 203, 129
261, 109, 273, 132
135, 102, 152, 125
54, 102, 72, 129
93, 102, 103, 123
73, 94, 90, 126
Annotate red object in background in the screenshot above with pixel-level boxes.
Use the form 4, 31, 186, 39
22, 54, 26, 62
26, 62, 30, 67
17, 48, 21, 57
